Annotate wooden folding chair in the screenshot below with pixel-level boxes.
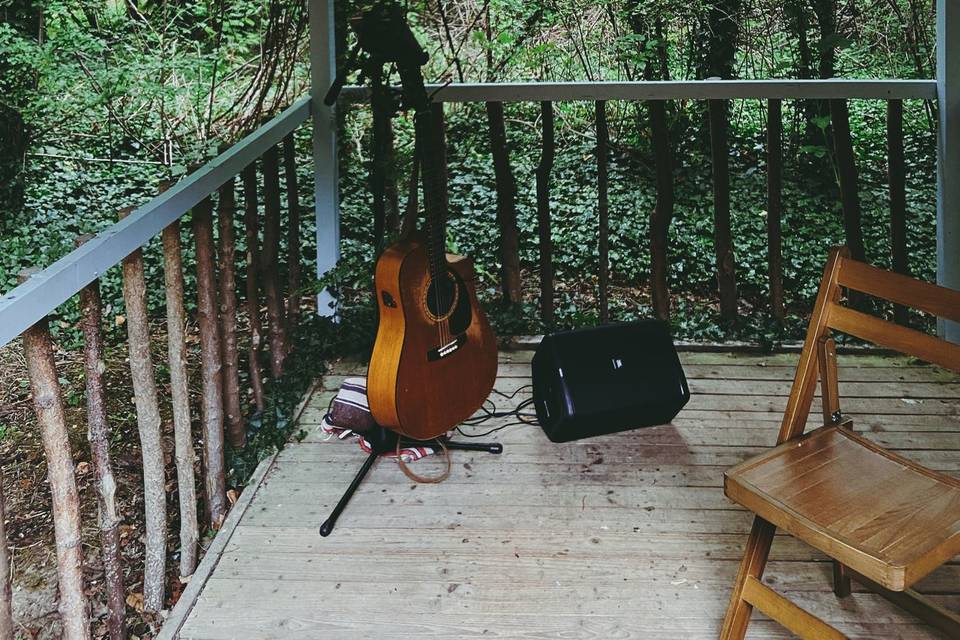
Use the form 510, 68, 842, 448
719, 246, 960, 639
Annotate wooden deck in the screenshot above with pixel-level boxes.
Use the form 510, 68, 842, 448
170, 351, 960, 639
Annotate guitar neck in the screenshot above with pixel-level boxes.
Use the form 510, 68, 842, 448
395, 51, 448, 286
405, 85, 447, 286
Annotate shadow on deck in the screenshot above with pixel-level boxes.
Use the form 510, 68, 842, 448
165, 351, 960, 639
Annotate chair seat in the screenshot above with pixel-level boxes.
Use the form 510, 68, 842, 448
725, 424, 960, 591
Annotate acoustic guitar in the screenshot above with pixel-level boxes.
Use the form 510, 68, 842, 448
365, 8, 497, 440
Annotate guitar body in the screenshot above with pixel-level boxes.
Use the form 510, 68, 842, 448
367, 234, 498, 440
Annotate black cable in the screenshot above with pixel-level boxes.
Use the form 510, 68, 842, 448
323, 381, 539, 439
460, 384, 533, 423
455, 388, 539, 438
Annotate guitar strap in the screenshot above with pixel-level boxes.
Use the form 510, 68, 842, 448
395, 437, 451, 484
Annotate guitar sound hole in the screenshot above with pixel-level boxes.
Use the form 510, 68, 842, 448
425, 274, 458, 320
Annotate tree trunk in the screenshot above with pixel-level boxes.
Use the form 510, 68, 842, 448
699, 0, 742, 81
0, 476, 13, 640
767, 99, 785, 323
633, 14, 675, 322
160, 220, 200, 577
192, 197, 228, 526
217, 178, 244, 448
649, 98, 674, 322
19, 270, 90, 639
77, 243, 127, 640
595, 100, 610, 323
242, 165, 266, 412
829, 98, 866, 263
485, 101, 522, 305
785, 0, 816, 140
709, 99, 738, 322
117, 209, 167, 613
0, 105, 27, 229
536, 101, 555, 327
812, 0, 837, 80
0, 4, 39, 229
812, 0, 837, 162
887, 99, 909, 325
261, 145, 287, 378
283, 133, 302, 338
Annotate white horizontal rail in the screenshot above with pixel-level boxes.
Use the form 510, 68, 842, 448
340, 79, 937, 103
0, 96, 312, 348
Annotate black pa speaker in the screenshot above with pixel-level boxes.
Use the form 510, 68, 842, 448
531, 320, 690, 443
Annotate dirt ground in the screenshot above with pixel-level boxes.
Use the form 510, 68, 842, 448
0, 323, 217, 639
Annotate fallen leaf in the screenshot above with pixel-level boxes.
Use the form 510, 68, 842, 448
76, 461, 90, 475
126, 592, 144, 612
226, 489, 239, 506
115, 315, 126, 326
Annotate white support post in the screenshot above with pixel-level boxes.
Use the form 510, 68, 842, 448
938, 0, 960, 342
310, 0, 339, 317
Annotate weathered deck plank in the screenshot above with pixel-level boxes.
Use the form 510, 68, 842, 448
173, 352, 959, 639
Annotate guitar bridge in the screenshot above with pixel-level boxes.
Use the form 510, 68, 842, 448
427, 334, 466, 361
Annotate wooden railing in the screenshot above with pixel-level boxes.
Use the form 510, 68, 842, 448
0, 97, 312, 639
340, 79, 938, 326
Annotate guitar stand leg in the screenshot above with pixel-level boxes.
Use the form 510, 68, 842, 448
320, 436, 503, 538
319, 450, 379, 537
432, 440, 503, 455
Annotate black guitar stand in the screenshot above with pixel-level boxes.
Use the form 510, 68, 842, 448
319, 425, 502, 537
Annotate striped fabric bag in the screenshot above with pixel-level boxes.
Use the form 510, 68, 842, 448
320, 377, 438, 463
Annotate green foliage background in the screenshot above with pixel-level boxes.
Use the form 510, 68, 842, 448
0, 0, 941, 348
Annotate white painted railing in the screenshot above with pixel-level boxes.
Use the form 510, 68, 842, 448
339, 79, 937, 103
0, 96, 312, 348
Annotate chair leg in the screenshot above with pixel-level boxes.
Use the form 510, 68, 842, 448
720, 517, 777, 640
832, 561, 852, 598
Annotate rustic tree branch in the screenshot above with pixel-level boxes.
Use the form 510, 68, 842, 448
19, 268, 90, 639
767, 99, 785, 323
192, 196, 228, 526
77, 236, 127, 640
242, 166, 267, 411
595, 100, 610, 323
536, 101, 555, 327
830, 98, 866, 264
486, 101, 521, 305
649, 97, 674, 322
261, 145, 287, 377
0, 478, 13, 640
217, 177, 244, 448
283, 132, 302, 337
887, 99, 910, 326
160, 219, 200, 577
117, 208, 168, 613
709, 98, 738, 323
641, 16, 675, 322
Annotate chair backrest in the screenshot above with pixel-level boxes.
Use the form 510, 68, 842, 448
777, 246, 960, 444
